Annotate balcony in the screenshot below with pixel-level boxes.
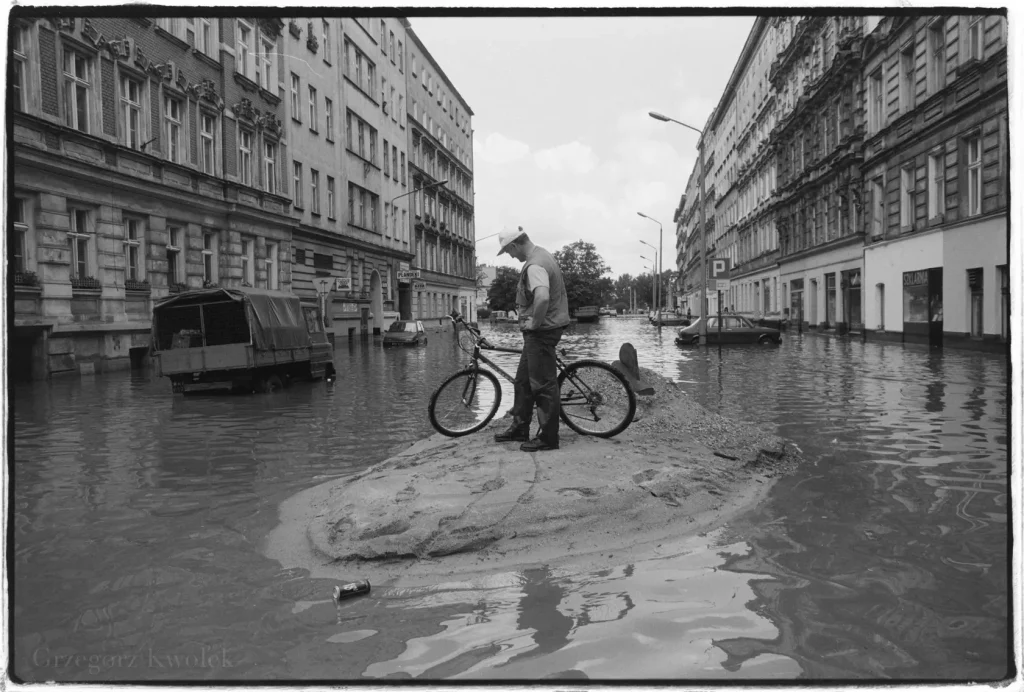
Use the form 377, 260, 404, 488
13, 270, 39, 287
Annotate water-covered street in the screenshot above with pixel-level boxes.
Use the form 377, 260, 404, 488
11, 318, 1009, 681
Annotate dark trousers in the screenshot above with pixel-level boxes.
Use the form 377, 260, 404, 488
511, 327, 565, 443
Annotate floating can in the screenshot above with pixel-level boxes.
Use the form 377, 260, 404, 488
333, 580, 371, 601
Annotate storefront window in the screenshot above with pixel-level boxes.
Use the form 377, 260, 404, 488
825, 273, 836, 326
903, 270, 930, 324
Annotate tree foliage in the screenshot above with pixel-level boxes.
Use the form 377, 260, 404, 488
486, 266, 520, 311
553, 241, 614, 310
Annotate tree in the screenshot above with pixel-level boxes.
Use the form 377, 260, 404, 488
634, 273, 655, 309
553, 240, 614, 310
613, 273, 635, 310
487, 266, 519, 311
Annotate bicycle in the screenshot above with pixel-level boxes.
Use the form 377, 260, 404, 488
428, 311, 636, 439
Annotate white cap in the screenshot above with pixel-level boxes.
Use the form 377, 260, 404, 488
496, 226, 526, 256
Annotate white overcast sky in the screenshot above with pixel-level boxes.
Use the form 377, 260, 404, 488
412, 14, 754, 280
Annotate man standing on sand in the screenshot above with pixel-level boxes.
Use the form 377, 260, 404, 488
492, 226, 570, 452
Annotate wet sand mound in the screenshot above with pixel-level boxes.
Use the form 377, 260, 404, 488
275, 370, 794, 585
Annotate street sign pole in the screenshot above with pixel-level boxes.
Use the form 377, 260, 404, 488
717, 289, 722, 343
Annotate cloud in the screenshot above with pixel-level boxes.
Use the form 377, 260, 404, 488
534, 141, 599, 175
474, 132, 530, 165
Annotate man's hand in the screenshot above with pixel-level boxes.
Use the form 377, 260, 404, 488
527, 286, 550, 331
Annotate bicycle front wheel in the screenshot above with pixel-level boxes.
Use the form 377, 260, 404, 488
429, 368, 503, 437
558, 360, 636, 438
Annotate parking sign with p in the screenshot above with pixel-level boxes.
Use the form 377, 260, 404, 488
709, 258, 731, 291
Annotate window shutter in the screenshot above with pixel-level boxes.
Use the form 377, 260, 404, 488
967, 268, 982, 290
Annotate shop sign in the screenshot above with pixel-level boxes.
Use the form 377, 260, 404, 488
903, 270, 929, 287
341, 303, 359, 313
412, 281, 426, 290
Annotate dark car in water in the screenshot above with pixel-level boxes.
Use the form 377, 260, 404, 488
383, 320, 428, 347
675, 315, 782, 346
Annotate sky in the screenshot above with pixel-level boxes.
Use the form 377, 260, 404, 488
410, 14, 756, 280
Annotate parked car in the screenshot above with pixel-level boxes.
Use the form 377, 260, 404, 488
151, 287, 335, 394
675, 315, 782, 345
383, 320, 428, 347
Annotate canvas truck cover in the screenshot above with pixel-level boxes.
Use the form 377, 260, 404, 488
153, 287, 310, 350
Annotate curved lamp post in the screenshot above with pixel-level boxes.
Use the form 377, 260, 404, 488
640, 254, 656, 313
649, 110, 708, 344
637, 212, 663, 327
639, 238, 660, 324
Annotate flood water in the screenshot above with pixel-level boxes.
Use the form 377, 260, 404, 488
10, 318, 1011, 681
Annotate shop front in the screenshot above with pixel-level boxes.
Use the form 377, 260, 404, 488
902, 268, 943, 347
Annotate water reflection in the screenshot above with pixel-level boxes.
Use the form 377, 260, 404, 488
11, 322, 1009, 681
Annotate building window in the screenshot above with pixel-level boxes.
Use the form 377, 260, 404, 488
392, 203, 398, 239
928, 19, 946, 93
12, 24, 28, 112
325, 98, 333, 140
400, 152, 406, 184
369, 191, 378, 231
164, 96, 183, 163
389, 30, 396, 62
199, 112, 216, 174
968, 268, 983, 337
402, 209, 407, 242
383, 139, 390, 176
241, 238, 255, 285
398, 95, 404, 124
266, 241, 278, 289
927, 152, 944, 219
899, 43, 916, 113
202, 231, 219, 284
369, 125, 377, 163
966, 135, 982, 216
310, 169, 320, 214
308, 85, 318, 130
263, 141, 277, 194
292, 161, 303, 208
257, 34, 274, 90
238, 129, 253, 186
411, 53, 417, 75
290, 73, 300, 121
196, 18, 214, 59
384, 202, 391, 237
120, 76, 143, 149
390, 86, 397, 121
398, 40, 404, 72
871, 177, 885, 235
327, 176, 336, 219
167, 226, 183, 284
868, 69, 884, 133
900, 165, 914, 228
124, 217, 144, 281
62, 46, 91, 132
345, 110, 353, 149
965, 16, 983, 61
11, 198, 29, 273
68, 208, 92, 279
322, 20, 331, 61
392, 145, 398, 181
237, 21, 253, 80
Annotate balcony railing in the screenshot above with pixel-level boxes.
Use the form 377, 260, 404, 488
70, 275, 101, 290
13, 270, 39, 287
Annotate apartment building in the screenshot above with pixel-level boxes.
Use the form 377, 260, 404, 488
859, 14, 1009, 350
11, 15, 293, 380
404, 21, 477, 320
670, 12, 1007, 351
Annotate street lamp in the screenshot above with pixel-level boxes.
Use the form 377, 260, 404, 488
637, 212, 663, 327
649, 111, 707, 345
640, 253, 656, 314
390, 178, 448, 206
639, 239, 659, 320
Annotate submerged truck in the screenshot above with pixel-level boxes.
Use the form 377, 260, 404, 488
151, 287, 335, 394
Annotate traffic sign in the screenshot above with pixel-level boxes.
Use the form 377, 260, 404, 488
334, 277, 352, 291
710, 258, 732, 279
397, 269, 421, 282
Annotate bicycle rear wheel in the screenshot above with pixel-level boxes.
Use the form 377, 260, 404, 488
558, 360, 636, 438
429, 368, 503, 437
